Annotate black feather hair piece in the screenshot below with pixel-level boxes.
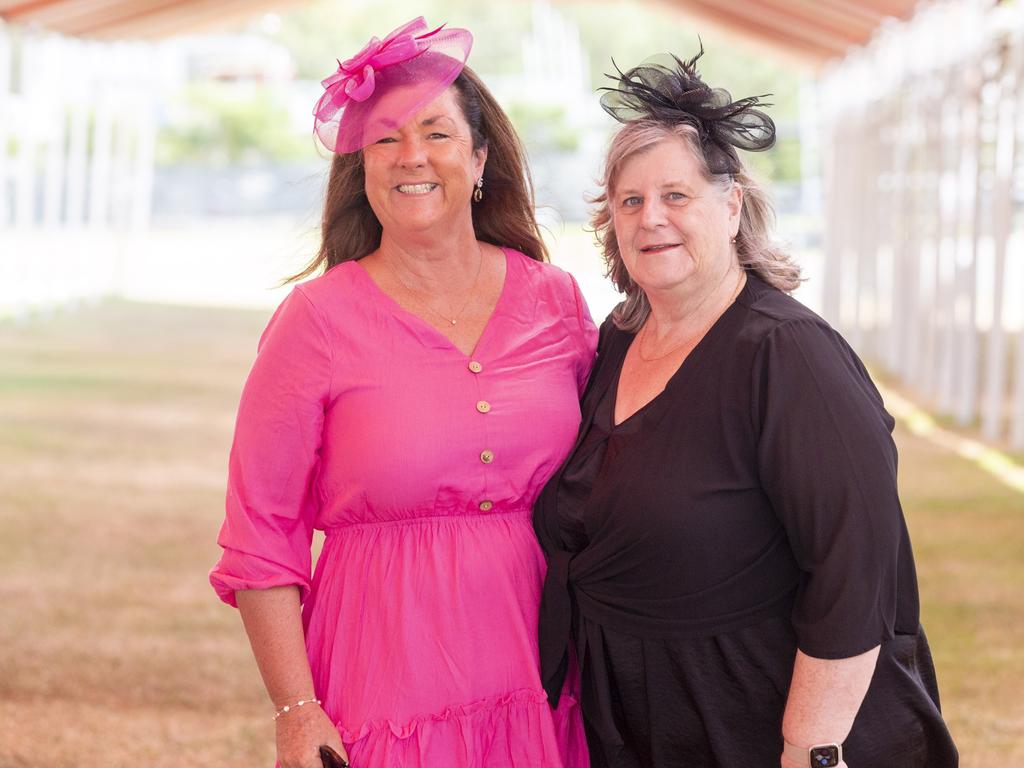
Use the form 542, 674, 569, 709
599, 45, 776, 176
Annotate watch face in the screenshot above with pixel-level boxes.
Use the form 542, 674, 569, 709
810, 745, 840, 767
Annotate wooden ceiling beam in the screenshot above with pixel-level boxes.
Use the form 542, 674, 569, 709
2, 0, 136, 28
753, 0, 877, 43
0, 0, 307, 39
852, 0, 921, 19
669, 0, 855, 56
0, 0, 69, 15
647, 1, 840, 66
816, 0, 893, 26
64, 0, 199, 36
806, 0, 886, 28
86, 0, 305, 40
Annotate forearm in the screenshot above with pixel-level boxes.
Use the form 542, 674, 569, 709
236, 585, 316, 709
781, 645, 880, 764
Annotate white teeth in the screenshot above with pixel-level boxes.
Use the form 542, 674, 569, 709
397, 183, 437, 194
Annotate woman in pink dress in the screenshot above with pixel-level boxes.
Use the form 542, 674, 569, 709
209, 17, 595, 768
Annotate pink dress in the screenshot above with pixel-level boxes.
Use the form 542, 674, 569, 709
210, 248, 596, 767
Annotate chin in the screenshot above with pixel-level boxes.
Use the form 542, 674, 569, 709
634, 269, 694, 292
397, 215, 444, 233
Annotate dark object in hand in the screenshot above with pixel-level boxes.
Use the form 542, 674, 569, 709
319, 745, 349, 768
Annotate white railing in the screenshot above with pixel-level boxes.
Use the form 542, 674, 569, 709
818, 0, 1024, 449
0, 23, 157, 319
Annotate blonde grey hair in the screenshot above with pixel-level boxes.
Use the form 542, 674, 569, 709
590, 119, 801, 332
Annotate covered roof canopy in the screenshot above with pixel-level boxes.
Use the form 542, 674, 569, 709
658, 0, 920, 65
0, 0, 305, 40
0, 0, 921, 65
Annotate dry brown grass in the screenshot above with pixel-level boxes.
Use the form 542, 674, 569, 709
0, 302, 276, 768
0, 300, 1021, 767
895, 417, 1024, 762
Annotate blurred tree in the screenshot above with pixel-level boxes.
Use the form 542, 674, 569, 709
238, 0, 804, 180
506, 102, 580, 152
261, 0, 535, 80
562, 0, 802, 180
156, 83, 309, 166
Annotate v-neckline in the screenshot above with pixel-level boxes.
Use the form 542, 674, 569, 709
349, 247, 513, 360
609, 280, 748, 428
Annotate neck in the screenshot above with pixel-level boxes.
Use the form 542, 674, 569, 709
644, 262, 745, 341
378, 222, 481, 288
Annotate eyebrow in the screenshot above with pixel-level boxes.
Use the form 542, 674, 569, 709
373, 114, 456, 133
617, 181, 692, 194
421, 115, 455, 127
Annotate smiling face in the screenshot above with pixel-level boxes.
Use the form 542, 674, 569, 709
361, 87, 486, 238
611, 136, 742, 300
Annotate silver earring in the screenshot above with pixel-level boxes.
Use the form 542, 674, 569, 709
473, 177, 484, 203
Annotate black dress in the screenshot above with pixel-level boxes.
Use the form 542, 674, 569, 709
534, 273, 958, 767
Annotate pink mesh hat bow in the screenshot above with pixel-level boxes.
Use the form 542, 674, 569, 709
313, 17, 473, 153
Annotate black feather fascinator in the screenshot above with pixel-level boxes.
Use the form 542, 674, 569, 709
599, 46, 776, 176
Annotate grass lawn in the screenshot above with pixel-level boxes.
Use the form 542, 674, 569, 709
0, 300, 1020, 767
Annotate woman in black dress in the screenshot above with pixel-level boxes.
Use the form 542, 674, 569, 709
535, 50, 958, 768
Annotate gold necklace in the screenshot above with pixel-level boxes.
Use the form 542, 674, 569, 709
636, 268, 745, 362
389, 245, 484, 326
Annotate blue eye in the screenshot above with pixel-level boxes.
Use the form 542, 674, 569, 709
622, 196, 642, 207
666, 192, 687, 201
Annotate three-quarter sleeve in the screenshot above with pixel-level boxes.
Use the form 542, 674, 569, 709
567, 273, 598, 393
753, 318, 902, 659
210, 286, 333, 607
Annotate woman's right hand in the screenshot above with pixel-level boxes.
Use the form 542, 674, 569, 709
275, 703, 350, 768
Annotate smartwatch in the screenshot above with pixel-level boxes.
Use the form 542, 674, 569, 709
783, 740, 843, 767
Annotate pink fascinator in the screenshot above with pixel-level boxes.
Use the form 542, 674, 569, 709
313, 17, 473, 153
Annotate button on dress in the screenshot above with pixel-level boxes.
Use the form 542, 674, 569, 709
211, 248, 597, 767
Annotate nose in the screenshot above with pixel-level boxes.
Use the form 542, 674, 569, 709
638, 197, 667, 230
397, 134, 427, 168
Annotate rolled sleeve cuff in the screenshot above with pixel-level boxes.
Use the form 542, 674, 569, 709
209, 549, 310, 608
794, 619, 893, 661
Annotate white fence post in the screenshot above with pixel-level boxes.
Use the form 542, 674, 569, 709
88, 84, 113, 229
0, 24, 10, 229
982, 40, 1019, 441
1008, 26, 1024, 449
953, 62, 983, 426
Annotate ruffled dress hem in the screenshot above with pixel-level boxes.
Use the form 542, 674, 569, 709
339, 688, 586, 767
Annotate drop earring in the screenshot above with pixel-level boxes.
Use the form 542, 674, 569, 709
473, 177, 484, 203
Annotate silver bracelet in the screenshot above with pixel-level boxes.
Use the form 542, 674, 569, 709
273, 697, 322, 720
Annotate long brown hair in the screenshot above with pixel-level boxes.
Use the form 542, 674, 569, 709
289, 66, 546, 283
591, 120, 802, 331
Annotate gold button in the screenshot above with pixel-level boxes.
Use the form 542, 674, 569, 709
480, 449, 494, 464
476, 400, 491, 414
479, 500, 493, 511
468, 361, 483, 373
